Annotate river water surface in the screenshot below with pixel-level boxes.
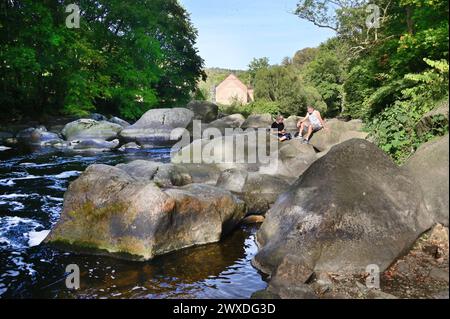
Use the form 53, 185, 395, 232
0, 147, 267, 298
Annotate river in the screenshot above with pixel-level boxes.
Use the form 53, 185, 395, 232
0, 146, 267, 298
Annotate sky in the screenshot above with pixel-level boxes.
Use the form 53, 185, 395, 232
180, 0, 336, 70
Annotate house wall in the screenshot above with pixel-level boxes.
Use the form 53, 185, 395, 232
215, 77, 249, 105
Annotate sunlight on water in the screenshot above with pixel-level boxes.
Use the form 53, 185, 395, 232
0, 147, 266, 299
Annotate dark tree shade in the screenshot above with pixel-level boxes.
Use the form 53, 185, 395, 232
0, 0, 205, 121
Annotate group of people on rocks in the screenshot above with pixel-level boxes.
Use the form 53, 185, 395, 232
271, 106, 327, 144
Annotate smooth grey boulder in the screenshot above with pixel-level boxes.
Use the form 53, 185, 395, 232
16, 127, 64, 146
45, 164, 246, 260
172, 131, 280, 172
62, 119, 123, 141
404, 135, 449, 226
259, 139, 318, 179
204, 114, 246, 136
119, 108, 194, 147
109, 116, 131, 128
309, 119, 368, 152
116, 160, 192, 188
241, 114, 273, 130
70, 139, 120, 151
90, 113, 108, 121
187, 100, 219, 123
216, 169, 290, 214
254, 139, 430, 277
284, 116, 303, 132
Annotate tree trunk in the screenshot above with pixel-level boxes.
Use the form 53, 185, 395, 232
406, 6, 414, 35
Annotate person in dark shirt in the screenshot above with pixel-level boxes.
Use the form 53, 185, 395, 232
271, 115, 292, 142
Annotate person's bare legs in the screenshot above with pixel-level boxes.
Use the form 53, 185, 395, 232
298, 122, 305, 138
305, 125, 313, 141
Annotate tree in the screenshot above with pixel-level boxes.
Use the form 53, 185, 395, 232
248, 57, 270, 86
254, 65, 326, 116
0, 0, 205, 121
293, 47, 319, 68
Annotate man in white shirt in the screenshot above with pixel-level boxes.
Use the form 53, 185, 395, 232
297, 106, 326, 144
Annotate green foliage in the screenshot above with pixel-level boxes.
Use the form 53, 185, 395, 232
253, 65, 326, 116
303, 41, 348, 117
196, 68, 251, 103
0, 0, 204, 121
248, 57, 270, 86
293, 47, 319, 68
367, 59, 449, 163
295, 0, 449, 162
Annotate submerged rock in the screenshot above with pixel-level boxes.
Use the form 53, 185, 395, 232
404, 135, 449, 226
70, 139, 120, 151
254, 139, 430, 277
45, 164, 246, 260
117, 142, 141, 151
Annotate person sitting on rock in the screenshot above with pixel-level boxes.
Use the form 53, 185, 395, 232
271, 115, 292, 142
297, 106, 326, 144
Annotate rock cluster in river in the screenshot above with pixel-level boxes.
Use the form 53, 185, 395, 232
13, 101, 445, 299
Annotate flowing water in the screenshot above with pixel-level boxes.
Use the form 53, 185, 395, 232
0, 147, 267, 299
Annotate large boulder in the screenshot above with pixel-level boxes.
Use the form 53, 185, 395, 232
204, 114, 246, 135
309, 119, 368, 152
404, 135, 449, 226
284, 116, 303, 132
108, 116, 131, 128
90, 113, 108, 121
259, 139, 318, 179
116, 160, 192, 188
119, 108, 194, 147
62, 119, 123, 141
172, 131, 280, 172
187, 100, 219, 123
177, 163, 222, 185
241, 114, 273, 130
45, 164, 246, 260
216, 169, 290, 214
16, 127, 64, 146
253, 139, 430, 277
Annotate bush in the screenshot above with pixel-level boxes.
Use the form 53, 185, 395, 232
367, 59, 449, 163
